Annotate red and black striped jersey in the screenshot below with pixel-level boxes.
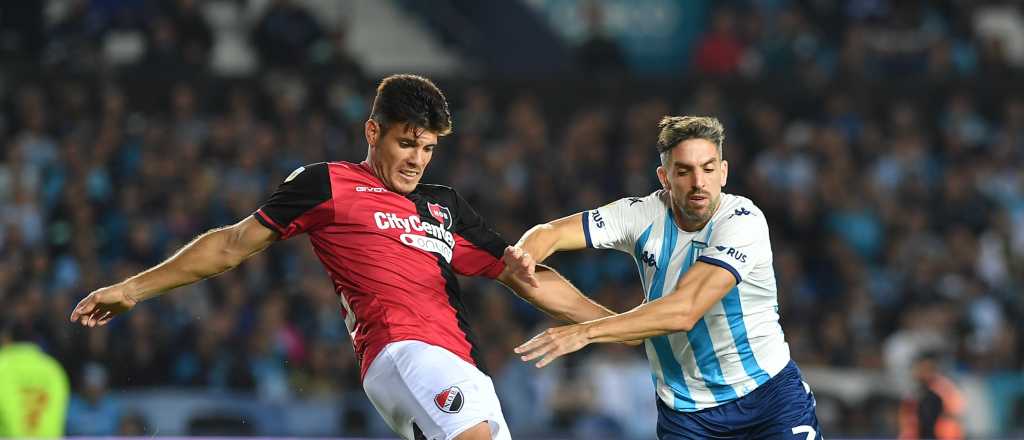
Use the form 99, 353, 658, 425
253, 161, 507, 379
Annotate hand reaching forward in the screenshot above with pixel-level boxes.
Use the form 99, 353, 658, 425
503, 245, 539, 288
515, 324, 592, 368
70, 284, 138, 327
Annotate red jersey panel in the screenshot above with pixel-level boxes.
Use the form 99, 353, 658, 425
253, 161, 507, 379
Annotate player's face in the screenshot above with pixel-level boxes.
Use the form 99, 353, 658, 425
656, 139, 728, 231
366, 120, 438, 194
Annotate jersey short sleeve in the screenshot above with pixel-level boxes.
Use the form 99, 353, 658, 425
254, 162, 334, 240
583, 192, 663, 255
449, 190, 508, 279
696, 204, 769, 284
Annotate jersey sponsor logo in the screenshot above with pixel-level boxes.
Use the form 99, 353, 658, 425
400, 233, 453, 262
427, 202, 453, 229
728, 207, 753, 218
715, 246, 747, 263
374, 212, 456, 262
434, 386, 464, 413
641, 250, 657, 268
591, 210, 605, 228
628, 197, 644, 206
356, 186, 387, 193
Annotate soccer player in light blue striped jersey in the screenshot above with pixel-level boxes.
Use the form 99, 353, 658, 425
505, 116, 821, 439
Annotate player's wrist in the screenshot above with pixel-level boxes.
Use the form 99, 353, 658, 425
118, 280, 144, 303
582, 322, 600, 343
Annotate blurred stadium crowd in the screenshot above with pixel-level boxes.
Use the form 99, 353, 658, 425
0, 0, 1023, 438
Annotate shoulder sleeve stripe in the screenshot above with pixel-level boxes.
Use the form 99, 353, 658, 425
254, 209, 285, 234
696, 256, 742, 284
257, 162, 333, 237
582, 211, 593, 248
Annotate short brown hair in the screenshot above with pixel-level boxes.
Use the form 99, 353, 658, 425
656, 116, 725, 158
370, 74, 452, 136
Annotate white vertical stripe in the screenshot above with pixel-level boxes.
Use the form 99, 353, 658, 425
667, 331, 717, 410
703, 303, 756, 397
644, 340, 675, 408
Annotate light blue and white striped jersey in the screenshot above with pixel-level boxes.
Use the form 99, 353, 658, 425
582, 190, 791, 412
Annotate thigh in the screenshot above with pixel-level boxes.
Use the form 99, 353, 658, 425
363, 341, 509, 440
656, 398, 741, 440
748, 373, 822, 440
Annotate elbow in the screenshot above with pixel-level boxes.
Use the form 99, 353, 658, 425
673, 317, 697, 333
667, 305, 699, 333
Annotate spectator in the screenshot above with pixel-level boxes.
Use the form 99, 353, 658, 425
898, 352, 965, 440
693, 7, 745, 76
252, 0, 324, 69
66, 363, 121, 436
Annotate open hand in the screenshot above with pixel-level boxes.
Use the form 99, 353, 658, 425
515, 323, 591, 368
70, 284, 138, 327
503, 246, 539, 288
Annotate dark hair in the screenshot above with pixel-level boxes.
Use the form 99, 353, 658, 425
656, 116, 725, 158
369, 74, 452, 136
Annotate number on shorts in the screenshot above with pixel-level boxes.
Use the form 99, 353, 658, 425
792, 425, 816, 440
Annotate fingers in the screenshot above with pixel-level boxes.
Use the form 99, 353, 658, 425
515, 336, 565, 368
520, 272, 540, 289
517, 339, 553, 362
535, 350, 566, 368
503, 246, 540, 288
515, 329, 566, 367
514, 331, 547, 355
70, 295, 95, 323
96, 311, 114, 327
522, 255, 539, 288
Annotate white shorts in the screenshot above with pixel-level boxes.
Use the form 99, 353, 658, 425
362, 340, 511, 440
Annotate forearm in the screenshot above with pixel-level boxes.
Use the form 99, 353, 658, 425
122, 227, 252, 301
509, 266, 616, 323
584, 262, 736, 342
515, 224, 564, 263
582, 296, 691, 343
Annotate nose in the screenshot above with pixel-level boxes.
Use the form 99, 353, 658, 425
407, 148, 426, 167
692, 170, 707, 192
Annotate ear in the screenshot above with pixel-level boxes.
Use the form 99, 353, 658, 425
720, 159, 729, 187
656, 165, 669, 190
365, 119, 379, 149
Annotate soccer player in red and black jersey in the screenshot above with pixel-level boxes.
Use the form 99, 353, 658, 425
70, 74, 618, 440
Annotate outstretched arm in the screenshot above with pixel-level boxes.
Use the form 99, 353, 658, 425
70, 216, 277, 327
496, 263, 615, 324
504, 213, 588, 287
515, 262, 737, 367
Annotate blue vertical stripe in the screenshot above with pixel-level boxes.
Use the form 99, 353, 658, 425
647, 213, 695, 411
722, 287, 771, 386
633, 224, 653, 293
679, 241, 738, 403
582, 211, 593, 248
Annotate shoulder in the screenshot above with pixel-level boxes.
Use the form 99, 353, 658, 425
602, 190, 669, 216
414, 183, 457, 198
280, 161, 330, 184
714, 194, 766, 222
709, 194, 769, 238
413, 183, 462, 206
